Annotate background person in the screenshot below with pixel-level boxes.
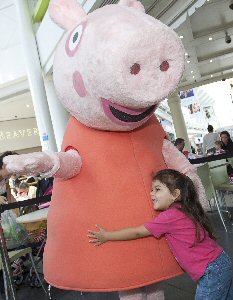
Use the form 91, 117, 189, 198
0, 151, 18, 204
16, 182, 30, 201
174, 138, 191, 158
214, 141, 225, 154
191, 146, 196, 154
202, 125, 219, 154
174, 138, 185, 152
220, 131, 233, 177
220, 131, 233, 152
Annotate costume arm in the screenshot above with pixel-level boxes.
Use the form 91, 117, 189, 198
2, 150, 82, 180
88, 225, 151, 245
162, 139, 209, 211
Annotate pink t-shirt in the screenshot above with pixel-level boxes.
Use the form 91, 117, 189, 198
145, 207, 223, 281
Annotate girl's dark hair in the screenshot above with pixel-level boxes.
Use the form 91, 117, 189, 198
0, 151, 18, 169
153, 169, 215, 244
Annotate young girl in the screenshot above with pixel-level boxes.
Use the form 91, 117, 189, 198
88, 169, 233, 300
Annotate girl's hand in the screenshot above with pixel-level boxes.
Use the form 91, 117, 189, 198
88, 224, 108, 246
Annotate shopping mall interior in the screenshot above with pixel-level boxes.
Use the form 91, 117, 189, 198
1, 0, 233, 299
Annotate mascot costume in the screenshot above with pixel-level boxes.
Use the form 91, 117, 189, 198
2, 0, 208, 298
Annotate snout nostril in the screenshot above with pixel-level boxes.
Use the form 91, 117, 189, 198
160, 61, 169, 72
130, 63, 141, 75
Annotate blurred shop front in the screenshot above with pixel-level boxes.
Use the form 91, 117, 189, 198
0, 117, 41, 154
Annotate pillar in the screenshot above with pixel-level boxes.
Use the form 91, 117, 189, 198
44, 76, 70, 151
14, 0, 57, 151
167, 93, 191, 151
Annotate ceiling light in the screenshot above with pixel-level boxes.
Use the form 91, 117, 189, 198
210, 59, 213, 63
191, 71, 194, 73
187, 60, 190, 64
179, 35, 184, 39
211, 74, 213, 77
209, 37, 213, 41
225, 32, 231, 44
26, 104, 30, 108
185, 52, 188, 56
192, 76, 195, 78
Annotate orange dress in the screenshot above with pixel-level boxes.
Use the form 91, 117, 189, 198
44, 115, 183, 291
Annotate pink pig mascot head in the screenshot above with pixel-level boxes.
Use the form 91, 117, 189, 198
50, 0, 184, 131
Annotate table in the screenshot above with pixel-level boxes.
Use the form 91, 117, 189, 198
189, 151, 233, 165
16, 208, 49, 224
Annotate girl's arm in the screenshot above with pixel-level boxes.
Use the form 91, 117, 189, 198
88, 224, 152, 246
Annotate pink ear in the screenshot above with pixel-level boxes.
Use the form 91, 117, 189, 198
118, 0, 145, 13
49, 0, 87, 30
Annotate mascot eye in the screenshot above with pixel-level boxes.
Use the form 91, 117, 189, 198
66, 24, 84, 56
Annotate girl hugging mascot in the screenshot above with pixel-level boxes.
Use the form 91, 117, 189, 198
1, 0, 208, 299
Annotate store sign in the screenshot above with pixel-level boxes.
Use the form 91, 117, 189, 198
0, 128, 39, 140
0, 118, 41, 152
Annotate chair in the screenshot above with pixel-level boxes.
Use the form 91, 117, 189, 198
197, 163, 228, 232
0, 216, 50, 300
0, 197, 52, 299
226, 157, 233, 176
208, 159, 232, 188
208, 159, 233, 219
0, 231, 50, 300
0, 247, 49, 300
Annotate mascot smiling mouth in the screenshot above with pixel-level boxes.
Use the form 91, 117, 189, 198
101, 98, 156, 126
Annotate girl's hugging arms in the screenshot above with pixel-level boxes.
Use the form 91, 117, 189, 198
88, 224, 152, 246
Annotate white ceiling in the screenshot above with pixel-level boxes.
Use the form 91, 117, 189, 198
1, 0, 233, 122
176, 0, 233, 86
0, 0, 20, 50
0, 93, 35, 122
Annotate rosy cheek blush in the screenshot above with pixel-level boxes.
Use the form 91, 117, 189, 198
73, 71, 87, 97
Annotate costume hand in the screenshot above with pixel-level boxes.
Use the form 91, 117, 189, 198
88, 224, 108, 246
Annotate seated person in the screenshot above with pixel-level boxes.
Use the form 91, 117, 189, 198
214, 140, 225, 154
36, 177, 54, 197
17, 182, 37, 201
16, 182, 30, 201
9, 177, 21, 198
174, 138, 185, 152
191, 145, 196, 154
196, 143, 203, 156
174, 138, 195, 159
0, 151, 18, 204
174, 138, 188, 157
17, 182, 38, 216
